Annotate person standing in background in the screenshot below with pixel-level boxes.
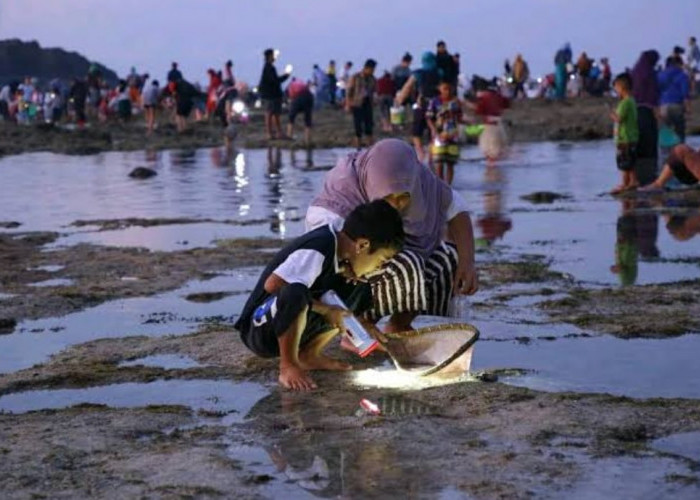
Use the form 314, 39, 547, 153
346, 59, 377, 148
512, 54, 530, 99
630, 50, 660, 185
167, 62, 183, 83
687, 36, 700, 95
392, 53, 413, 95
436, 41, 458, 87
142, 79, 160, 135
259, 48, 291, 140
554, 43, 572, 99
327, 60, 337, 107
657, 55, 690, 143
376, 70, 396, 132
340, 61, 353, 106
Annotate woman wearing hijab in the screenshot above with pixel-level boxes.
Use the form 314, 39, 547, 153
305, 139, 478, 332
554, 43, 572, 99
630, 50, 660, 185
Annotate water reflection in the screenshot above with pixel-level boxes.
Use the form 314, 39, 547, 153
611, 198, 659, 286
663, 211, 700, 242
267, 147, 285, 235
240, 392, 436, 498
476, 165, 512, 245
170, 148, 197, 166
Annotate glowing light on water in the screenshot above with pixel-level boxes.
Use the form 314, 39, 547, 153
351, 367, 474, 390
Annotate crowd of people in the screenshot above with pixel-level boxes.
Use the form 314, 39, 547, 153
1, 37, 700, 190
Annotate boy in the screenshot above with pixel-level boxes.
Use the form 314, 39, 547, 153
346, 59, 377, 149
234, 200, 405, 391
427, 81, 465, 185
610, 73, 639, 194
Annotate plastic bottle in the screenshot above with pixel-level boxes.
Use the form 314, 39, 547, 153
320, 290, 378, 357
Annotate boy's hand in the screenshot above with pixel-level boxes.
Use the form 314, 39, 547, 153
323, 305, 349, 330
279, 363, 317, 391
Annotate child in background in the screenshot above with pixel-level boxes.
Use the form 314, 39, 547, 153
427, 81, 464, 185
142, 79, 160, 135
467, 79, 510, 164
610, 73, 639, 194
234, 200, 404, 391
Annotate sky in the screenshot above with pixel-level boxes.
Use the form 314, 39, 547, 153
1, 0, 699, 85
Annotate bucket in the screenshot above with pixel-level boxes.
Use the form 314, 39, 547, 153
390, 105, 406, 126
382, 322, 480, 377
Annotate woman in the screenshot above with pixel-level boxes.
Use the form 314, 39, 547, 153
630, 50, 660, 185
305, 139, 478, 331
554, 43, 572, 99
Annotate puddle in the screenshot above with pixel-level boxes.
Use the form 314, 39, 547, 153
29, 265, 65, 272
49, 221, 303, 252
27, 278, 74, 288
0, 268, 260, 374
0, 379, 268, 421
0, 148, 338, 244
652, 431, 700, 463
564, 455, 700, 499
118, 354, 202, 370
476, 334, 700, 399
456, 139, 700, 286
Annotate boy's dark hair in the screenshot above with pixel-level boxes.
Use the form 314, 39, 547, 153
402, 52, 413, 63
364, 59, 377, 69
264, 48, 274, 58
613, 73, 633, 91
343, 200, 405, 253
152, 79, 159, 86
437, 40, 446, 48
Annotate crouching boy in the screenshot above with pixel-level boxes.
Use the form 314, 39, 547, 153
234, 200, 405, 391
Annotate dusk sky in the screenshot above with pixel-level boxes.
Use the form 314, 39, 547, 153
1, 0, 699, 85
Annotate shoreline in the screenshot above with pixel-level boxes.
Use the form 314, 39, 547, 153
2, 98, 699, 157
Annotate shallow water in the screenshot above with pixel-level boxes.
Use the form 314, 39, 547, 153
0, 268, 259, 373
1, 141, 700, 399
119, 354, 202, 370
652, 431, 700, 463
1, 142, 698, 285
0, 379, 268, 420
476, 334, 700, 399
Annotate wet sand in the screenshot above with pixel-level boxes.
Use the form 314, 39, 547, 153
2, 97, 700, 156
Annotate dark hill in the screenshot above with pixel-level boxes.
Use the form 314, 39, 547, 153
0, 39, 118, 85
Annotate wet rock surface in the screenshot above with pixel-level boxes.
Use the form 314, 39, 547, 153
128, 166, 157, 179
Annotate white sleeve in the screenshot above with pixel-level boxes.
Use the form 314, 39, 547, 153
446, 189, 469, 220
273, 249, 326, 287
305, 206, 345, 232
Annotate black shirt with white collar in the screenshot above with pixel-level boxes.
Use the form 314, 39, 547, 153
235, 224, 343, 335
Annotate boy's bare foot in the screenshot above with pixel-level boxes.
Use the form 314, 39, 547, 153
299, 353, 352, 371
279, 364, 317, 391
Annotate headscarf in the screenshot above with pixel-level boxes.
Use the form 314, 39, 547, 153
630, 50, 660, 107
421, 51, 437, 72
311, 139, 453, 257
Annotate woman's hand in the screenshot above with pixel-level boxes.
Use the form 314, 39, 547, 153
454, 259, 478, 295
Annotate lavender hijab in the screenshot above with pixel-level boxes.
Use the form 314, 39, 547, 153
311, 139, 453, 258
